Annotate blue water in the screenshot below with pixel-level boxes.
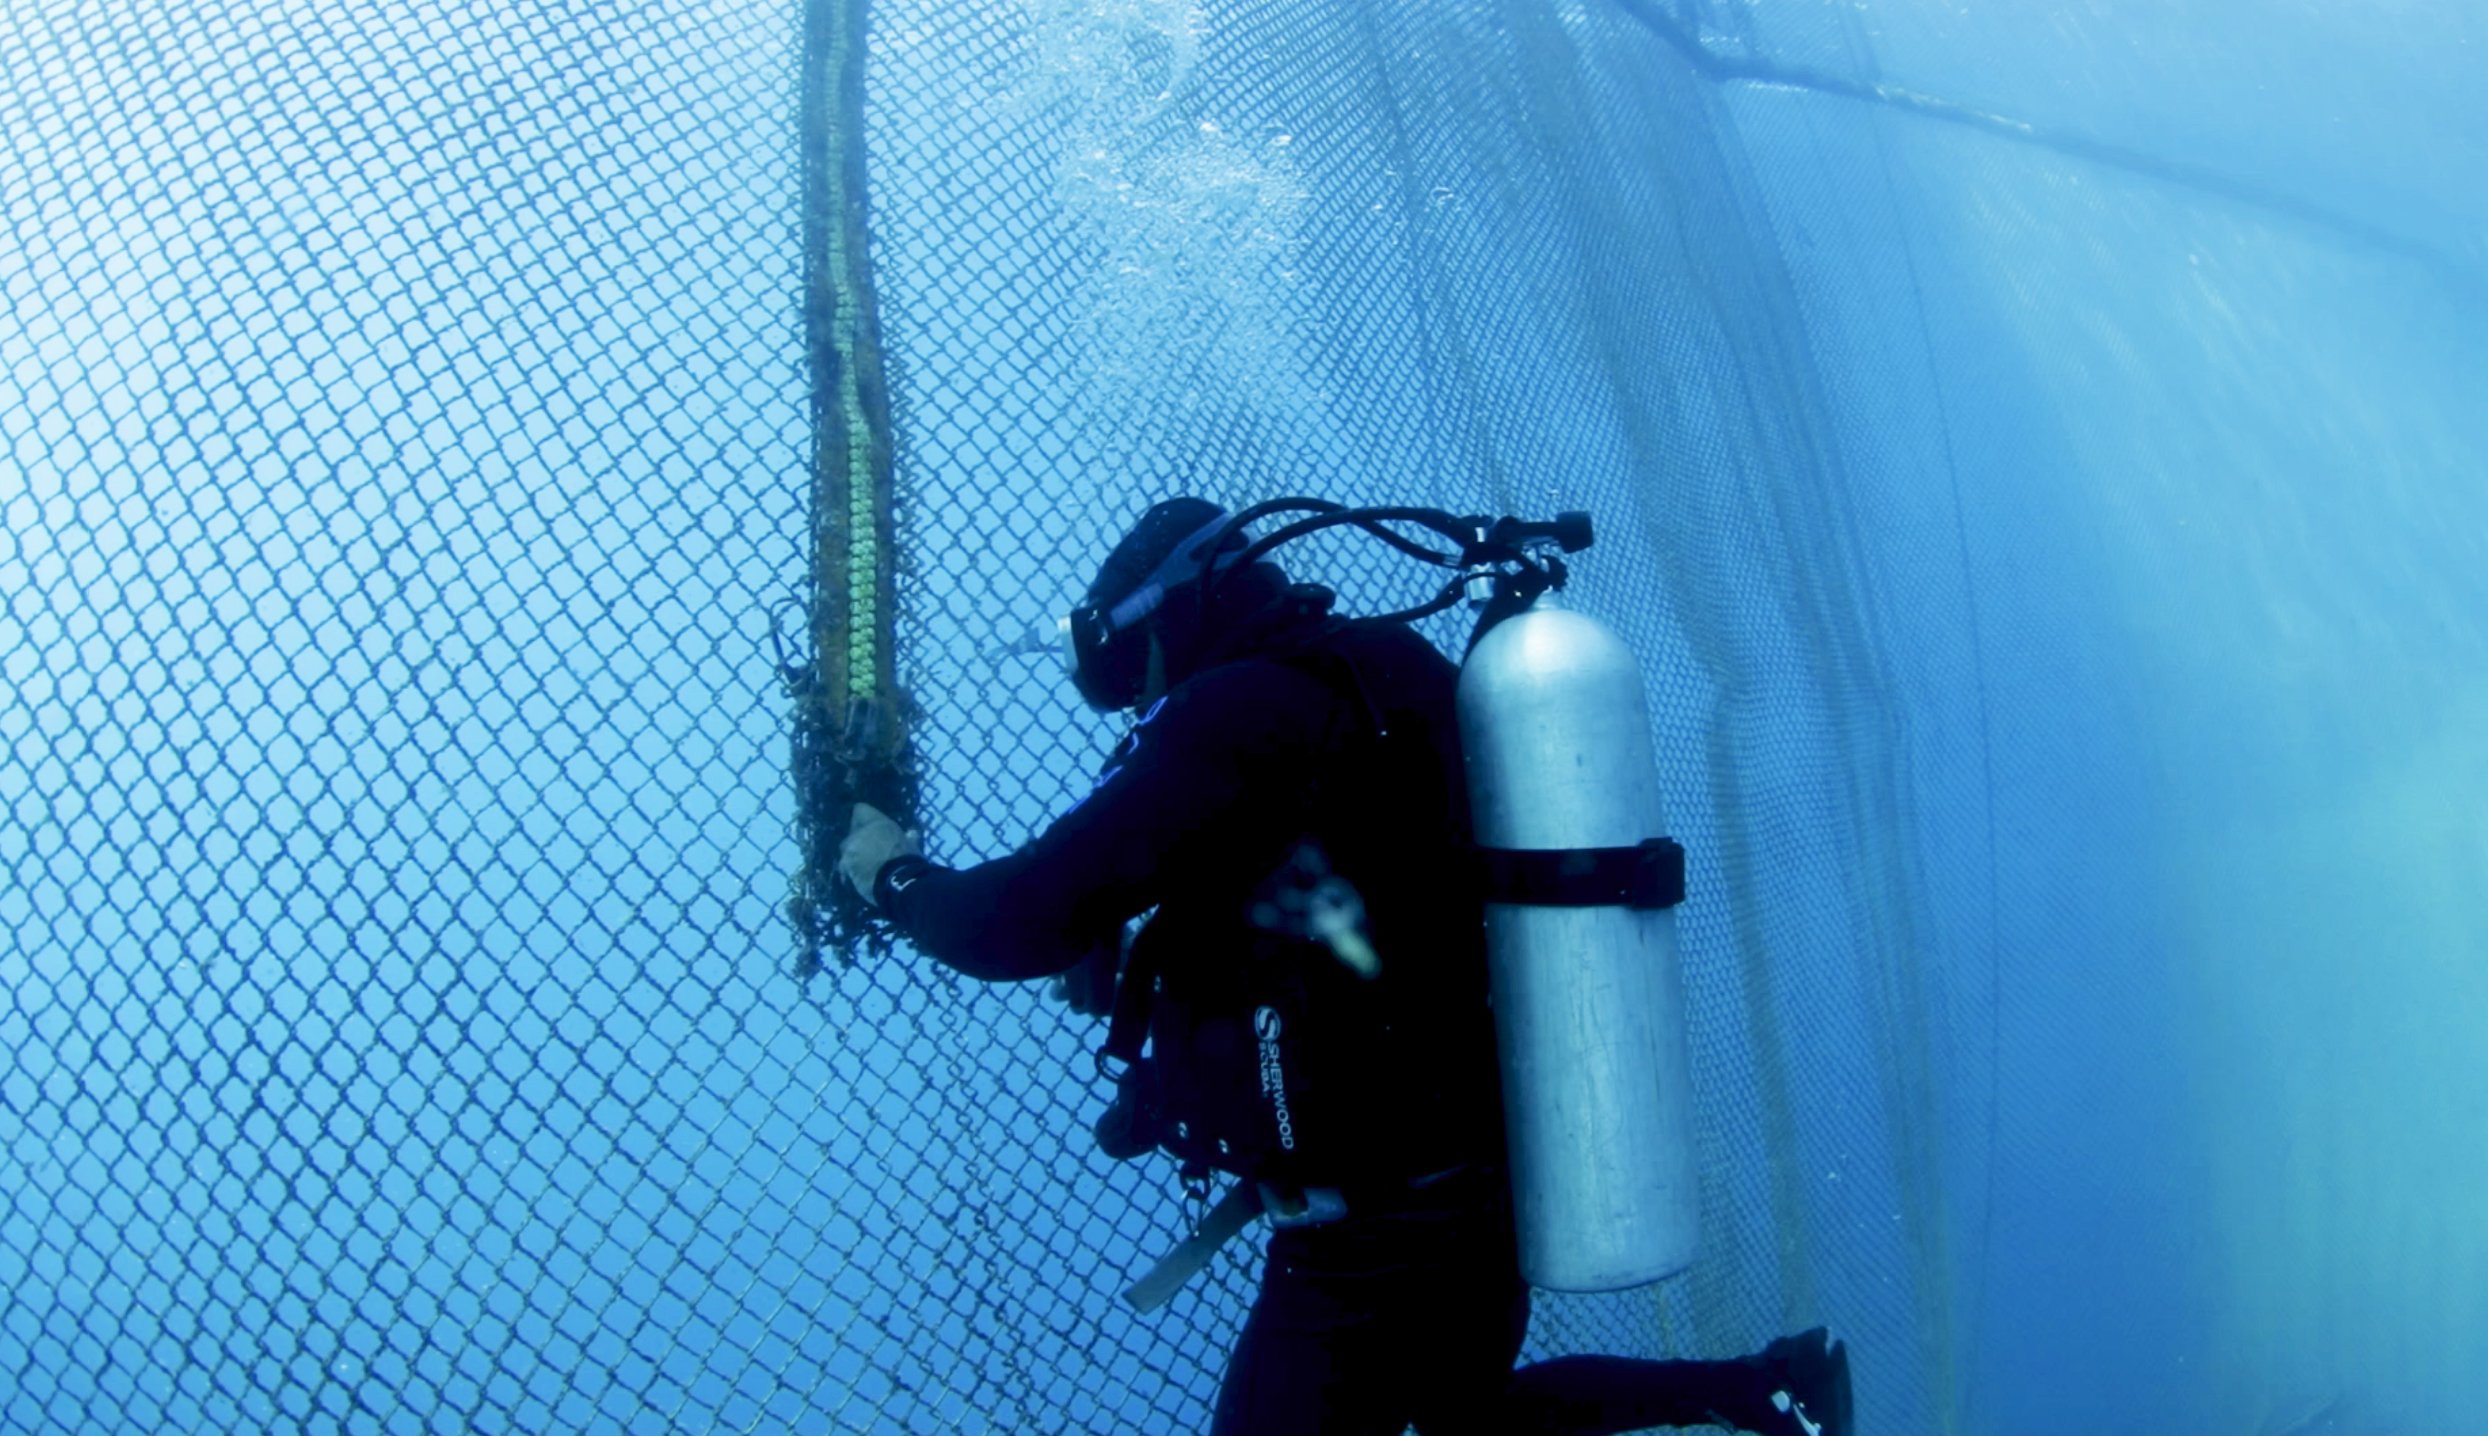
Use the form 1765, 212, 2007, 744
3, 0, 2483, 1432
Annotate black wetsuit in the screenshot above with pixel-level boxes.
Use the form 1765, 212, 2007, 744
877, 607, 1792, 1436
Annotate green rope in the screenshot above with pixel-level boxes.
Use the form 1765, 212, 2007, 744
823, 0, 880, 705
790, 0, 911, 977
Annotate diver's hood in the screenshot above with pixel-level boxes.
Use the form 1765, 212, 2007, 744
1070, 498, 1309, 710
1172, 571, 1335, 685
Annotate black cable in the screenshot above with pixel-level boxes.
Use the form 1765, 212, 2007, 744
1226, 506, 1468, 576
1188, 502, 1577, 640
1190, 501, 1471, 630
1367, 576, 1471, 627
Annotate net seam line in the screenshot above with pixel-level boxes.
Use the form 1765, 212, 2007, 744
1604, 0, 2484, 298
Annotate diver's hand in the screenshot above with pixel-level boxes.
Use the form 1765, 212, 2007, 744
839, 802, 921, 905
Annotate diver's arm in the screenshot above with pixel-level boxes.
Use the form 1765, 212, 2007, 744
873, 659, 1333, 983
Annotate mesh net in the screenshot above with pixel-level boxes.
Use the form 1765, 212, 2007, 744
858, 0, 1946, 1421
7, 0, 2483, 1433
3, 0, 814, 1427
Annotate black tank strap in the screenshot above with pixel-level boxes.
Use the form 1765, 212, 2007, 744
1477, 837, 1686, 910
1272, 633, 1690, 912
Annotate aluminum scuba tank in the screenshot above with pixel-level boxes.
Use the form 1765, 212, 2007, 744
1457, 593, 1699, 1292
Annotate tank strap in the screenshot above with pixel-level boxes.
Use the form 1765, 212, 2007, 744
1478, 837, 1686, 910
1277, 634, 1687, 911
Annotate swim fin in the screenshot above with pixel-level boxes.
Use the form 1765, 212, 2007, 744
1756, 1326, 1852, 1436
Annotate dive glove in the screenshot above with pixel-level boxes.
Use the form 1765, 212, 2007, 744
839, 802, 922, 906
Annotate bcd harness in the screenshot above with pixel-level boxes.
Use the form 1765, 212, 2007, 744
1094, 633, 1687, 1310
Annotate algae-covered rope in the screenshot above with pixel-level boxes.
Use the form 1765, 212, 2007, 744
788, 0, 914, 978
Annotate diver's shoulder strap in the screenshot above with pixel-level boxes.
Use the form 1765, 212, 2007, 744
1255, 628, 1396, 769
1097, 932, 1157, 1077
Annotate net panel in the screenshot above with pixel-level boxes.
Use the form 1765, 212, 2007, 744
9, 0, 2483, 1433
0, 0, 1961, 1430
1715, 13, 2488, 1432
859, 1, 1950, 1429
1, 0, 828, 1429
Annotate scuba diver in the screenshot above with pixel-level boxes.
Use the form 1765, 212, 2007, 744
838, 497, 1854, 1436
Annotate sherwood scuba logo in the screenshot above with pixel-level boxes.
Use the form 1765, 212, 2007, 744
1254, 1006, 1295, 1151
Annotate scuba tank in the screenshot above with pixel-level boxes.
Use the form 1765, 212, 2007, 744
1075, 499, 1698, 1292
1458, 593, 1698, 1291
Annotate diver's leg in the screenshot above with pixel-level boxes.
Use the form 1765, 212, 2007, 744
1500, 1328, 1851, 1436
1394, 1248, 1531, 1436
1217, 1184, 1530, 1436
1205, 1227, 1405, 1436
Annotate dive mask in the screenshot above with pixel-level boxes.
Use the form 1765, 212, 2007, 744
1062, 509, 1239, 711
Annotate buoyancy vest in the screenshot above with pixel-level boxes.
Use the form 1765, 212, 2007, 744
1093, 619, 1503, 1190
